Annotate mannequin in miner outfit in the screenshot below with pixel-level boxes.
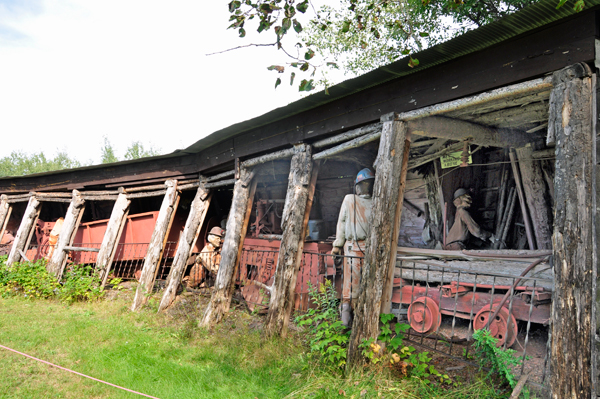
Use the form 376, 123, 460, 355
444, 188, 493, 250
187, 226, 225, 288
331, 168, 375, 327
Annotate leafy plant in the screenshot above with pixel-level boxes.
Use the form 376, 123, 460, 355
60, 264, 104, 304
472, 329, 525, 392
360, 313, 451, 384
294, 280, 350, 368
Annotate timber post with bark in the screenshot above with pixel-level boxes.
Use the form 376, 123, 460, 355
6, 195, 41, 266
131, 180, 179, 311
96, 191, 131, 287
158, 181, 212, 312
200, 167, 255, 328
547, 63, 596, 398
346, 114, 410, 369
514, 144, 553, 249
47, 190, 86, 279
0, 194, 10, 244
264, 144, 315, 337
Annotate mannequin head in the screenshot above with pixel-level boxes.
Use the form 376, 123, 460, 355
207, 226, 224, 248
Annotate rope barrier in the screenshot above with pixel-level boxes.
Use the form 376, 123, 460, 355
0, 344, 161, 398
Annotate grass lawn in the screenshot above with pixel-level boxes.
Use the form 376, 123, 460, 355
0, 289, 506, 399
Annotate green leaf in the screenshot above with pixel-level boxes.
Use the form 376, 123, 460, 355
300, 62, 309, 71
304, 49, 315, 60
341, 20, 350, 33
574, 0, 585, 11
299, 79, 314, 92
419, 31, 429, 37
556, 0, 568, 9
297, 0, 308, 13
228, 0, 241, 13
408, 56, 419, 68
290, 72, 295, 86
293, 19, 302, 33
267, 65, 285, 73
238, 27, 246, 37
282, 17, 292, 32
326, 62, 338, 69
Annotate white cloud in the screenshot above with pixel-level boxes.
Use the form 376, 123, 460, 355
0, 0, 313, 164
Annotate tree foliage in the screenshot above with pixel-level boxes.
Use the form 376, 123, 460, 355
101, 136, 119, 164
226, 0, 585, 90
123, 141, 160, 161
0, 150, 81, 177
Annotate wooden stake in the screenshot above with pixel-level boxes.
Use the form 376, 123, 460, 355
509, 149, 536, 250
158, 183, 212, 312
131, 180, 179, 311
515, 144, 553, 249
47, 190, 86, 279
200, 168, 255, 327
97, 192, 131, 287
548, 63, 595, 398
6, 196, 41, 266
346, 116, 409, 369
264, 144, 315, 338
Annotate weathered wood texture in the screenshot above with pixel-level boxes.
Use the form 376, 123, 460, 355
47, 190, 86, 279
381, 137, 410, 314
97, 193, 131, 287
265, 145, 314, 337
407, 117, 529, 148
548, 63, 595, 398
131, 180, 179, 311
515, 144, 553, 249
347, 117, 408, 368
6, 196, 41, 266
158, 184, 212, 312
200, 168, 256, 327
509, 149, 536, 249
0, 195, 10, 243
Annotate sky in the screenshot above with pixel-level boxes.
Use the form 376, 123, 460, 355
0, 0, 340, 164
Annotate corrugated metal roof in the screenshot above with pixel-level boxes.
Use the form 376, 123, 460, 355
182, 0, 600, 154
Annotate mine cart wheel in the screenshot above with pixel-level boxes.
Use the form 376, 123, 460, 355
473, 305, 518, 348
408, 297, 441, 334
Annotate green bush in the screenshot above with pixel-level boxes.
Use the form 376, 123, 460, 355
0, 257, 103, 303
295, 280, 350, 368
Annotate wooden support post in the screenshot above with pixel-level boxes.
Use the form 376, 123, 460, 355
547, 63, 596, 398
47, 190, 86, 279
97, 192, 131, 287
200, 168, 256, 327
6, 196, 41, 266
381, 135, 411, 315
515, 144, 553, 249
346, 114, 409, 369
131, 180, 179, 311
158, 182, 212, 312
264, 144, 315, 337
0, 194, 11, 244
509, 149, 537, 250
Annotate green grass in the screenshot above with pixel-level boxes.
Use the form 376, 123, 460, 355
0, 291, 507, 399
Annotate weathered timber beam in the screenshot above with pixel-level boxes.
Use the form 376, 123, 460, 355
132, 180, 180, 311
400, 76, 553, 121
509, 149, 536, 250
6, 196, 41, 266
17, 249, 30, 262
158, 181, 212, 312
201, 168, 256, 327
532, 148, 555, 159
64, 246, 100, 252
313, 129, 382, 160
0, 195, 10, 244
313, 123, 383, 149
204, 179, 236, 189
48, 190, 86, 279
35, 192, 72, 198
347, 116, 409, 368
36, 197, 72, 203
407, 141, 464, 170
97, 193, 131, 287
407, 116, 530, 148
126, 190, 167, 199
265, 144, 314, 338
206, 170, 235, 182
242, 148, 296, 168
548, 63, 595, 398
515, 145, 553, 249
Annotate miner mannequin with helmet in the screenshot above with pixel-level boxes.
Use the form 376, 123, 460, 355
187, 226, 225, 289
444, 188, 493, 250
331, 168, 375, 327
